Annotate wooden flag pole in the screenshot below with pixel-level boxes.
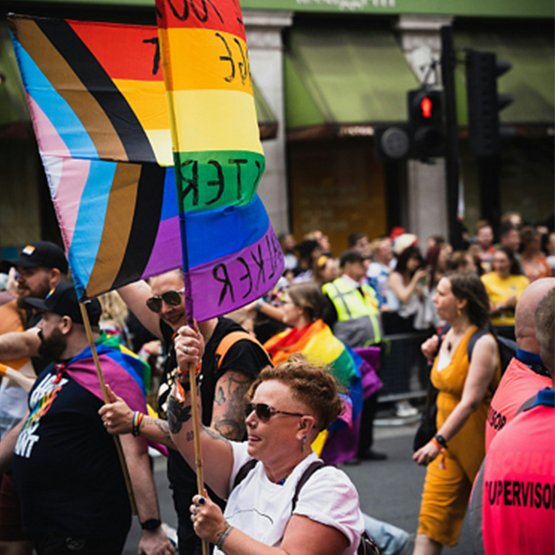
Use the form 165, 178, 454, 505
79, 302, 138, 516
187, 359, 209, 555
184, 309, 209, 555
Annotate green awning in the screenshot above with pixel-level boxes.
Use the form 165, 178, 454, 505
454, 31, 554, 126
284, 27, 419, 136
253, 80, 278, 140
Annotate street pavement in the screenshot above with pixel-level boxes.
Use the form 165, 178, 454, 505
123, 421, 474, 555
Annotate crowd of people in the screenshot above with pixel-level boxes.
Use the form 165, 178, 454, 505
0, 210, 552, 555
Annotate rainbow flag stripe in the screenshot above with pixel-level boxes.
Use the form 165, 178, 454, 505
10, 16, 172, 165
155, 0, 283, 320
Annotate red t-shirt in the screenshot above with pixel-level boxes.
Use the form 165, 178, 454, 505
485, 357, 552, 453
482, 390, 555, 555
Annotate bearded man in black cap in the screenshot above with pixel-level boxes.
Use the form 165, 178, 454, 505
0, 282, 174, 555
0, 241, 69, 555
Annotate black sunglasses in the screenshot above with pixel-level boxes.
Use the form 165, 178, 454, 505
245, 402, 305, 422
146, 289, 184, 313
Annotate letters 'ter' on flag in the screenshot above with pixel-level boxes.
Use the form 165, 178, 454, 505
9, 13, 283, 321
155, 0, 284, 321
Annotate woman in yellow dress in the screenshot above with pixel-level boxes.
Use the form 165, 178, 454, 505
413, 272, 501, 555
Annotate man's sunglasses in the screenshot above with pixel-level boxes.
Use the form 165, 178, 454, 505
245, 402, 305, 422
146, 289, 184, 313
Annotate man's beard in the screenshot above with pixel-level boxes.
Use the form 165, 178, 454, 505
38, 329, 67, 362
16, 294, 30, 310
16, 278, 52, 310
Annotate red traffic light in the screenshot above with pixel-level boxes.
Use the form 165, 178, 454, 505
408, 88, 442, 125
421, 96, 432, 118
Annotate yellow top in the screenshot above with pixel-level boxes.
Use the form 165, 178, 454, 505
481, 272, 529, 326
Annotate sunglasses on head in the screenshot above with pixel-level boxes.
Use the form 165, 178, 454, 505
245, 402, 305, 422
146, 289, 184, 313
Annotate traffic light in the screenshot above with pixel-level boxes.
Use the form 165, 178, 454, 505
465, 50, 513, 157
407, 88, 445, 160
374, 88, 444, 162
374, 125, 412, 161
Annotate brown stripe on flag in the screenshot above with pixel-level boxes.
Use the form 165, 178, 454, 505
14, 18, 127, 161
86, 163, 142, 297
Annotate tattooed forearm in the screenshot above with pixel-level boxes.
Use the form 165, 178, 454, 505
213, 418, 243, 440
211, 370, 253, 441
167, 396, 192, 434
144, 416, 176, 449
214, 386, 226, 406
215, 522, 234, 550
204, 426, 231, 444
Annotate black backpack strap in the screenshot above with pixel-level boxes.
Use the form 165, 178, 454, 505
232, 459, 258, 490
291, 461, 326, 512
467, 328, 489, 363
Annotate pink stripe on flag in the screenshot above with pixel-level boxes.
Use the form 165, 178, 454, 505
26, 93, 71, 158
27, 95, 89, 248
50, 158, 91, 250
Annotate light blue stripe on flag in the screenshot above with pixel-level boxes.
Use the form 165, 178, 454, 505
69, 160, 117, 297
11, 34, 98, 159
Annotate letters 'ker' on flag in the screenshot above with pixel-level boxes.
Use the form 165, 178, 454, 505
156, 0, 284, 322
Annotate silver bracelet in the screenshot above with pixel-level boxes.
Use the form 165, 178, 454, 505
215, 522, 234, 550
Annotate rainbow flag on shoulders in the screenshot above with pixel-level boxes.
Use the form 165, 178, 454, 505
264, 319, 364, 465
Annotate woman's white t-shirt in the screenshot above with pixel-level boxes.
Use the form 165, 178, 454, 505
215, 442, 365, 555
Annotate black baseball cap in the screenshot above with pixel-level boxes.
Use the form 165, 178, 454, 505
25, 281, 101, 326
7, 241, 68, 274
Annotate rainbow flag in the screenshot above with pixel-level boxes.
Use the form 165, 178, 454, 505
68, 332, 148, 411
9, 16, 172, 165
156, 0, 283, 322
264, 319, 364, 465
10, 13, 283, 320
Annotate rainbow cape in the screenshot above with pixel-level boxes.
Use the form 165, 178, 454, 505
9, 13, 283, 320
68, 331, 149, 405
67, 332, 168, 456
264, 319, 364, 465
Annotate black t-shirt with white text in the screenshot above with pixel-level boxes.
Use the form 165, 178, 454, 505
12, 367, 131, 538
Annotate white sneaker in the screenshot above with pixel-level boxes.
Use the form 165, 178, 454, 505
395, 400, 419, 418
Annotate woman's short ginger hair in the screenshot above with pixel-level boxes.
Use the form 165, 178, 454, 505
247, 354, 343, 430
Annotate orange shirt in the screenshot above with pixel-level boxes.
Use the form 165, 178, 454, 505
521, 255, 552, 283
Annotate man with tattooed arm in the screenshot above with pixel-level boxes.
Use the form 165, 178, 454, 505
101, 270, 270, 555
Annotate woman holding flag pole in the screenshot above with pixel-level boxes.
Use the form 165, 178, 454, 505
103, 271, 271, 554
168, 325, 364, 555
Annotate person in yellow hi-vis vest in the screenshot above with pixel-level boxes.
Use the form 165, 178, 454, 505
323, 250, 386, 462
